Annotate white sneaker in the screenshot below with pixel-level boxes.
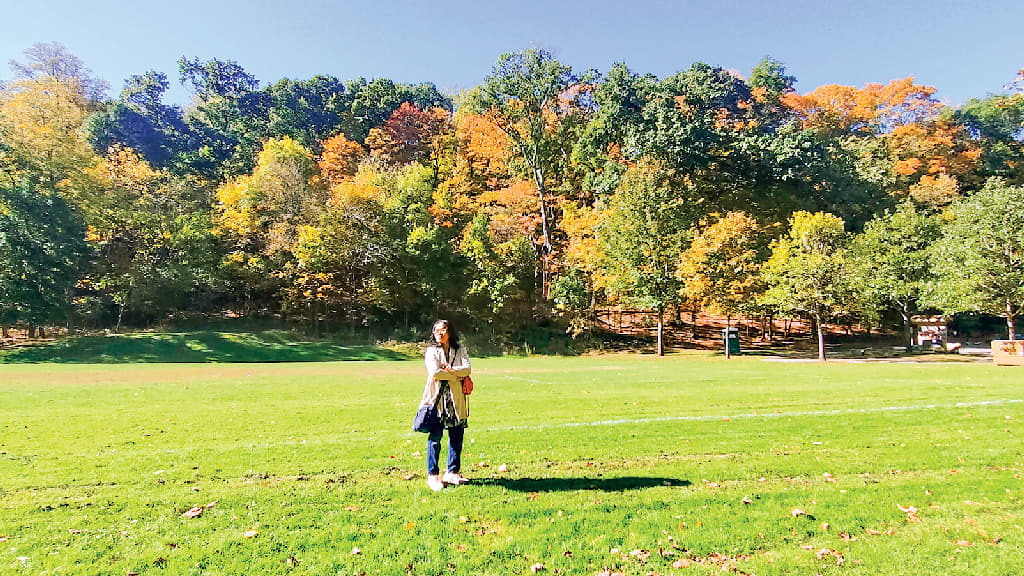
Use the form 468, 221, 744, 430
426, 475, 444, 492
442, 472, 468, 485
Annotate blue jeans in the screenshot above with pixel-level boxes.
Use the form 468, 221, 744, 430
426, 424, 464, 476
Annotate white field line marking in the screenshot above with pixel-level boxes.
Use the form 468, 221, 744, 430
488, 398, 1024, 432
500, 375, 550, 384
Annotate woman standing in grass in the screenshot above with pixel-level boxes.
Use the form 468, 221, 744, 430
421, 319, 472, 491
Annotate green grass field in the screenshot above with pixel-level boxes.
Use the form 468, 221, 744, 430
1, 353, 1022, 575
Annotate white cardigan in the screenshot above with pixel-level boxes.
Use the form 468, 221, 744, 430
421, 344, 472, 421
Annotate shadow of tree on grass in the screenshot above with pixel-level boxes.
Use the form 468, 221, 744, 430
0, 331, 417, 363
475, 476, 690, 492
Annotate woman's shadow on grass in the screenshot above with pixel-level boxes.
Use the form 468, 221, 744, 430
476, 476, 690, 492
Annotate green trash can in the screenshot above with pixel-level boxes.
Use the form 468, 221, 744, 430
722, 327, 740, 355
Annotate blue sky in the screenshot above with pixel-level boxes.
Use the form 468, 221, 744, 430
3, 0, 1021, 107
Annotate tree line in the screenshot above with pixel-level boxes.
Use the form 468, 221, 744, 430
1, 42, 1023, 357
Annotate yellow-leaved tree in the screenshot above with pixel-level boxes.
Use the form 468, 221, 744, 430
214, 136, 324, 309
0, 77, 98, 196
676, 212, 764, 358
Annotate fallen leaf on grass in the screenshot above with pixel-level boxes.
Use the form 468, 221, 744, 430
672, 559, 692, 569
956, 540, 974, 547
345, 505, 360, 512
285, 556, 299, 567
242, 530, 258, 538
791, 508, 808, 517
898, 504, 920, 522
629, 549, 650, 561
498, 463, 509, 473
741, 496, 753, 505
400, 474, 415, 481
823, 473, 836, 483
181, 506, 204, 519
531, 563, 546, 572
815, 548, 845, 565
866, 528, 882, 535
351, 547, 362, 555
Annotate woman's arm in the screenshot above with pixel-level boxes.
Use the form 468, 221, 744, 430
425, 347, 445, 380
448, 346, 471, 378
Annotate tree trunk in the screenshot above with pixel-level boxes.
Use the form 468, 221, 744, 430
531, 161, 553, 300
657, 307, 664, 356
902, 309, 914, 351
724, 317, 732, 360
815, 315, 826, 361
1008, 303, 1017, 341
39, 326, 46, 338
28, 324, 36, 339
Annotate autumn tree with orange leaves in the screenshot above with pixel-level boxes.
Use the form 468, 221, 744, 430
475, 49, 595, 295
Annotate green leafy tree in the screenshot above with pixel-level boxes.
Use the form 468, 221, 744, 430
82, 71, 187, 168
573, 63, 655, 197
346, 78, 450, 143
599, 159, 691, 355
926, 178, 1024, 340
761, 211, 852, 360
848, 200, 941, 349
459, 213, 537, 333
0, 181, 87, 333
81, 147, 219, 328
954, 94, 1024, 185
749, 56, 796, 102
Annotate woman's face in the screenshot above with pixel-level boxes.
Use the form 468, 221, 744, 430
432, 322, 450, 346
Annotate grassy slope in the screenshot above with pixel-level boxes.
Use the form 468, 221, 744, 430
0, 331, 417, 363
1, 355, 1021, 575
